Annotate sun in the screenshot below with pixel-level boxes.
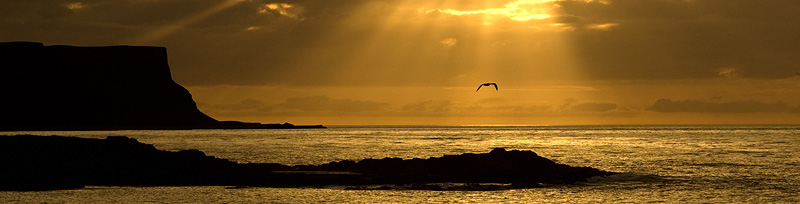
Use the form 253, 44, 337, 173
433, 0, 608, 23
437, 0, 558, 22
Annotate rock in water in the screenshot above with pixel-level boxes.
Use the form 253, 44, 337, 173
0, 135, 617, 191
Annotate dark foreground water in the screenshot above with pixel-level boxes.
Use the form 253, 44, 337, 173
2, 126, 799, 203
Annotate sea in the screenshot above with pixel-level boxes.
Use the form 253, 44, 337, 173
1, 125, 799, 203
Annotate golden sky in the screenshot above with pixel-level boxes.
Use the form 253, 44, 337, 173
2, 0, 799, 125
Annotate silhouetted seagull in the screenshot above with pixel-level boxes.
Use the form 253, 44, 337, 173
476, 83, 498, 92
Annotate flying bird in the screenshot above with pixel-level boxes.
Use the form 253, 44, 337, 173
476, 83, 498, 92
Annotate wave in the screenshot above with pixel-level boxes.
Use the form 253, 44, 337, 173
584, 172, 667, 183
694, 162, 762, 167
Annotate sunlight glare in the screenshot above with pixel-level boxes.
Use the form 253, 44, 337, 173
132, 0, 245, 44
586, 23, 618, 31
435, 0, 605, 22
66, 2, 85, 10
260, 3, 300, 18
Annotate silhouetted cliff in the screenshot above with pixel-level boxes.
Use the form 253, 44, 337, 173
0, 42, 323, 130
0, 135, 616, 191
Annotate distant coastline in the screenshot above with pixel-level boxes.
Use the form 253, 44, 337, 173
325, 124, 800, 128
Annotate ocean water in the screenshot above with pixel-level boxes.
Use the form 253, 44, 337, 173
2, 125, 799, 203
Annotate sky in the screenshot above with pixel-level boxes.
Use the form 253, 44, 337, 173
2, 0, 799, 125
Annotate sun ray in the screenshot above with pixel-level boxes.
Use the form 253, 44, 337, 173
132, 0, 244, 44
239, 0, 614, 125
417, 0, 612, 124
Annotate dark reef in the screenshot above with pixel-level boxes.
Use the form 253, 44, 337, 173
0, 135, 617, 191
0, 41, 323, 130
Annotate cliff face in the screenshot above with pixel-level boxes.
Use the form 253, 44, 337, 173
0, 42, 219, 130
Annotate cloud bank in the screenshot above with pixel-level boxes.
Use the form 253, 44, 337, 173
650, 99, 798, 113
200, 95, 639, 118
3, 0, 800, 86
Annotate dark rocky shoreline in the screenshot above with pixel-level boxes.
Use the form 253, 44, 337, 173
0, 135, 617, 191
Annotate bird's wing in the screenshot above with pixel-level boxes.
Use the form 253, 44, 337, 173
492, 84, 498, 90
476, 84, 483, 92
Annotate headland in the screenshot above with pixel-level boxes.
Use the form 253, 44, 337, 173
0, 42, 323, 130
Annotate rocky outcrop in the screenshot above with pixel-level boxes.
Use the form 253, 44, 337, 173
0, 135, 284, 190
0, 42, 322, 130
302, 148, 612, 185
0, 135, 616, 191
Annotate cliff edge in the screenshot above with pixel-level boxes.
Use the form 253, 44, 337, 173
0, 42, 323, 130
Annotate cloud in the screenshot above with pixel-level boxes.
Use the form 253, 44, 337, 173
4, 0, 800, 86
563, 0, 800, 80
398, 100, 454, 116
199, 95, 639, 118
586, 23, 617, 30
210, 98, 265, 111
461, 104, 555, 117
570, 102, 618, 112
440, 38, 457, 47
268, 95, 391, 116
66, 2, 86, 10
202, 95, 391, 117
434, 0, 610, 22
259, 3, 302, 19
649, 99, 794, 113
401, 100, 452, 112
436, 1, 553, 22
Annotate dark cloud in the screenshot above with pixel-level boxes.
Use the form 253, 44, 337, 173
201, 95, 391, 117
200, 96, 632, 118
399, 100, 453, 116
570, 102, 619, 112
562, 0, 800, 80
208, 98, 266, 111
273, 95, 391, 114
461, 104, 555, 117
649, 99, 794, 113
3, 0, 800, 86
